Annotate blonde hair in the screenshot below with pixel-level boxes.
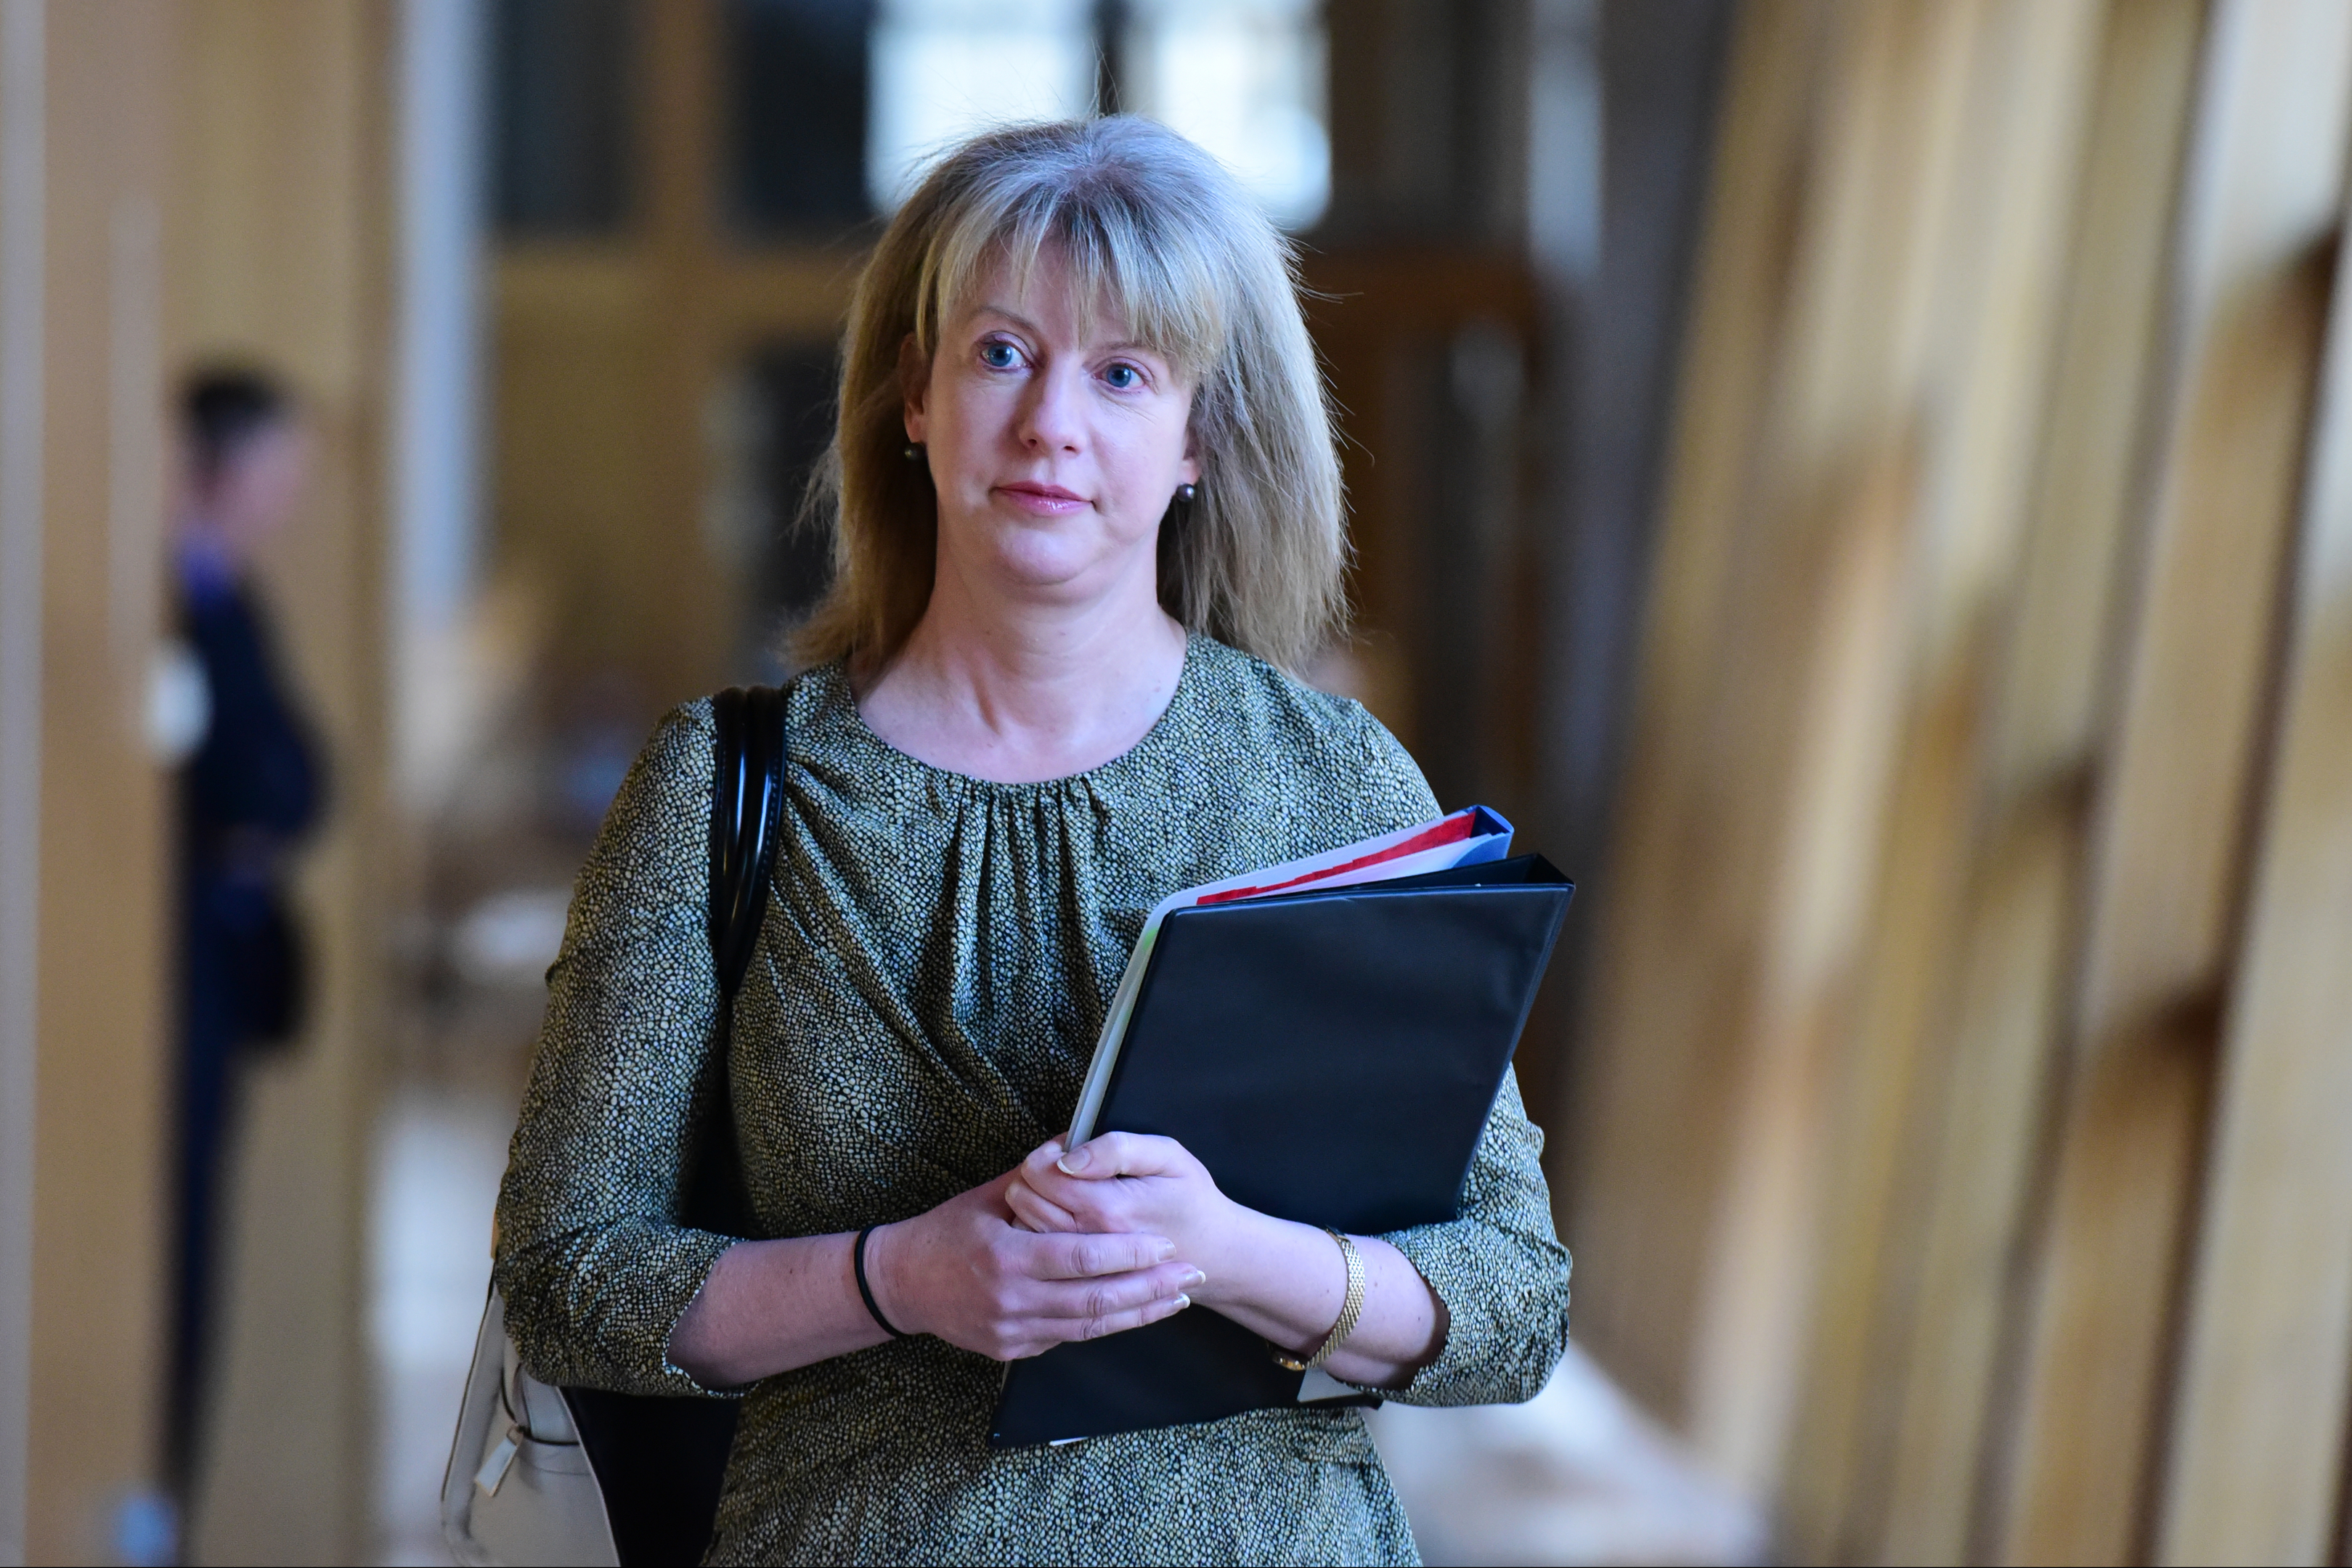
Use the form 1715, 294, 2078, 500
794, 116, 1347, 674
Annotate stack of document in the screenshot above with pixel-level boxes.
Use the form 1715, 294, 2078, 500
993, 808, 1573, 1447
1067, 805, 1518, 1147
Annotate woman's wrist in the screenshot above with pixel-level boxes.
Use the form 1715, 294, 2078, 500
668, 1230, 905, 1387
860, 1219, 919, 1338
1192, 1214, 1441, 1385
1189, 1208, 1339, 1332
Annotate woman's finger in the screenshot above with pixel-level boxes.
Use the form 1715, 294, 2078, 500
1017, 1164, 1122, 1221
1054, 1130, 1190, 1180
1025, 1228, 1176, 1280
1064, 1288, 1195, 1344
1029, 1260, 1202, 1324
1004, 1178, 1081, 1233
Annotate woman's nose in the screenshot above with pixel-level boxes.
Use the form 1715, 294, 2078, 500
1017, 364, 1086, 453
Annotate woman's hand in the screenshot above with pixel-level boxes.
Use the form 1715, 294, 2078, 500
863, 1167, 1203, 1361
1006, 1132, 1245, 1273
1009, 1132, 1451, 1389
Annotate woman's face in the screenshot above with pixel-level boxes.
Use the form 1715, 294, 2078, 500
906, 247, 1200, 610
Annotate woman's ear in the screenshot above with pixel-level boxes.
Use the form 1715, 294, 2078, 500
898, 332, 931, 444
1177, 421, 1202, 488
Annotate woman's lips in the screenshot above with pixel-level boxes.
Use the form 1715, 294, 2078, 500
996, 481, 1090, 515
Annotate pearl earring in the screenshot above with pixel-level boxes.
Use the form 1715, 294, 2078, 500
1175, 483, 1197, 505
903, 442, 924, 462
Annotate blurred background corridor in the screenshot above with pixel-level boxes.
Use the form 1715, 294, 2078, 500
9, 0, 2352, 1562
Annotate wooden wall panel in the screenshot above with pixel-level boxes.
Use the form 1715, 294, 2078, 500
2156, 168, 2352, 1568
1568, 0, 2352, 1560
24, 3, 179, 1561
1775, 4, 2104, 1554
168, 3, 395, 1561
487, 0, 867, 711
1565, 0, 1826, 1430
1873, 13, 2208, 1559
1574, 2, 2093, 1509
491, 252, 672, 685
1992, 4, 2352, 1559
1572, 7, 1987, 1490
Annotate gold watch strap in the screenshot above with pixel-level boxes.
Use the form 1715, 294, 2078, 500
1274, 1229, 1367, 1374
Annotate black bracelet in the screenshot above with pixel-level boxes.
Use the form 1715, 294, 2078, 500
853, 1225, 908, 1339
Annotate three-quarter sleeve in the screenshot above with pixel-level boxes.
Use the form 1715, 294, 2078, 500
1318, 694, 1576, 1405
1375, 1068, 1574, 1406
492, 701, 740, 1397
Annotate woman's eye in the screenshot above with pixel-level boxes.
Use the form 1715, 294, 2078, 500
1103, 362, 1142, 391
980, 341, 1020, 369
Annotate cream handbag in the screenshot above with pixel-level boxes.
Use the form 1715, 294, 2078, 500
442, 1289, 619, 1567
440, 686, 784, 1567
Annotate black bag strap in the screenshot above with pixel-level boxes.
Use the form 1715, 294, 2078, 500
708, 685, 786, 999
680, 685, 784, 1244
560, 687, 788, 1568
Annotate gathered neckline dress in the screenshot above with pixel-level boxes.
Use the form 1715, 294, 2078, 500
494, 635, 1574, 1566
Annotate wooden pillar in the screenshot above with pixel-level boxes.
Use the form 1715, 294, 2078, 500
2154, 121, 2352, 1568
169, 3, 396, 1561
1991, 3, 2352, 1560
1870, 16, 2207, 1560
12, 3, 180, 1561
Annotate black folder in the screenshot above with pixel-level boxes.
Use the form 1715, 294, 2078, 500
988, 853, 1574, 1447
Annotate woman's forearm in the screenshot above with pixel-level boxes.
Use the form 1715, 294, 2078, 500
1195, 1212, 1447, 1389
667, 1231, 891, 1387
666, 1174, 1201, 1384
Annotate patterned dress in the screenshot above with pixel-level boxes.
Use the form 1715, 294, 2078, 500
494, 635, 1574, 1566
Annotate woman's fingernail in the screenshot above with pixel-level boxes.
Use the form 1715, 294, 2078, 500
1057, 1146, 1091, 1173
1169, 1294, 1190, 1311
1184, 1268, 1207, 1289
1157, 1238, 1178, 1261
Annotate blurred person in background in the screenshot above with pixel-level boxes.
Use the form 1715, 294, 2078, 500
165, 367, 326, 1495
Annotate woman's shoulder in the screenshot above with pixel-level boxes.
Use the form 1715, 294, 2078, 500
630, 695, 717, 794
1180, 637, 1436, 819
636, 664, 834, 783
1176, 637, 1333, 735
576, 694, 744, 880
1183, 635, 1393, 746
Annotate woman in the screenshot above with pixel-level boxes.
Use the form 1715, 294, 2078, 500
495, 117, 1572, 1566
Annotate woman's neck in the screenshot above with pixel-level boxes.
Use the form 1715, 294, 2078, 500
853, 562, 1189, 785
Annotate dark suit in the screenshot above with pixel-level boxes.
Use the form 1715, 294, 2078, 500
169, 555, 322, 1484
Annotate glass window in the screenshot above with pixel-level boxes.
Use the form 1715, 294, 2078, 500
1120, 0, 1329, 230
491, 0, 635, 235
726, 0, 877, 236
866, 0, 1098, 211
705, 346, 841, 680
